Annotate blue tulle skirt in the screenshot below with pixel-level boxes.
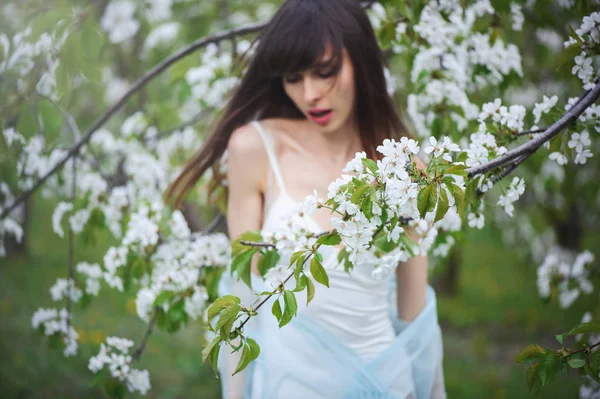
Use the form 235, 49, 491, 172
217, 275, 446, 398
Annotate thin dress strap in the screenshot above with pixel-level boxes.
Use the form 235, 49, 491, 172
250, 121, 287, 195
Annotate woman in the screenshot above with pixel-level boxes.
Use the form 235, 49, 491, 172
166, 0, 446, 397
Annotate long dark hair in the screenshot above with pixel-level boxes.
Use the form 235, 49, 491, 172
165, 0, 410, 209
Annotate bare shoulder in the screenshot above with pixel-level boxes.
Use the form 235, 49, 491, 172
227, 123, 265, 160
226, 123, 270, 192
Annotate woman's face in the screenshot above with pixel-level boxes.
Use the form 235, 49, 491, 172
282, 47, 356, 134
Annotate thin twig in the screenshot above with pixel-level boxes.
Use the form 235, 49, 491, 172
202, 213, 224, 235
65, 155, 76, 327
146, 109, 213, 144
132, 306, 159, 361
478, 154, 529, 195
571, 341, 600, 355
238, 254, 311, 331
467, 81, 600, 177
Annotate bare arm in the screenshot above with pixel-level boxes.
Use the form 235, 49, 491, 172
395, 156, 428, 321
221, 124, 267, 398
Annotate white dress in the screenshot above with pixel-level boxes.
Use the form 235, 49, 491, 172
218, 121, 447, 398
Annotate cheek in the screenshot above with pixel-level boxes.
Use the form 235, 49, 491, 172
336, 70, 355, 107
284, 84, 302, 106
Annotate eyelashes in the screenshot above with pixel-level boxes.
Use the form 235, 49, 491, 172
283, 69, 338, 84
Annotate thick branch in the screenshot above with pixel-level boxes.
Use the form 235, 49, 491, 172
467, 81, 600, 177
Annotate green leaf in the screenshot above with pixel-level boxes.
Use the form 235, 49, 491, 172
443, 164, 468, 176
515, 344, 546, 364
362, 158, 378, 174
362, 192, 373, 219
209, 339, 222, 377
310, 257, 329, 288
316, 231, 342, 246
231, 231, 263, 257
283, 290, 298, 318
208, 295, 241, 321
433, 186, 449, 224
566, 323, 600, 336
526, 362, 542, 395
202, 336, 222, 363
584, 358, 600, 384
351, 184, 371, 205
233, 342, 251, 375
258, 250, 280, 277
555, 334, 565, 345
215, 304, 241, 332
153, 291, 176, 307
306, 277, 315, 305
271, 298, 282, 321
446, 182, 465, 217
292, 275, 308, 292
247, 338, 260, 362
290, 251, 304, 266
557, 42, 582, 72
465, 179, 478, 204
417, 184, 434, 219
232, 249, 257, 288
568, 358, 585, 368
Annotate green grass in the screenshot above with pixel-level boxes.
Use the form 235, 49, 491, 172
0, 194, 597, 398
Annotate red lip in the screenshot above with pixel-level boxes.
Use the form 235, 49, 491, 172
308, 109, 333, 125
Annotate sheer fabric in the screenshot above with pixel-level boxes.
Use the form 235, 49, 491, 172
218, 121, 447, 398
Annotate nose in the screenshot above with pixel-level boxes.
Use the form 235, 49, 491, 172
303, 77, 323, 103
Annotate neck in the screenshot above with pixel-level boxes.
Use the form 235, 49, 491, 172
303, 117, 363, 165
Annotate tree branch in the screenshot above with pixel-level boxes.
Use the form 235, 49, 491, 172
467, 81, 600, 177
132, 306, 159, 361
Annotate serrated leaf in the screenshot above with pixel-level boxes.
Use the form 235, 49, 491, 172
526, 362, 542, 395
362, 193, 373, 219
258, 250, 280, 277
434, 186, 449, 223
209, 339, 221, 377
568, 358, 585, 368
306, 277, 315, 305
247, 338, 260, 362
443, 164, 468, 176
208, 295, 241, 321
283, 290, 298, 318
316, 231, 342, 246
310, 257, 329, 287
292, 274, 308, 292
566, 323, 600, 336
445, 182, 465, 217
215, 304, 241, 332
233, 342, 250, 375
153, 291, 176, 307
290, 251, 304, 266
351, 184, 371, 204
232, 249, 256, 288
584, 359, 600, 384
515, 344, 546, 364
362, 158, 378, 174
557, 42, 582, 72
202, 336, 222, 363
231, 231, 263, 257
417, 184, 433, 219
